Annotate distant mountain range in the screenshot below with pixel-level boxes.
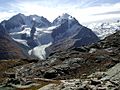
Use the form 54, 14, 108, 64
87, 21, 120, 39
0, 13, 100, 60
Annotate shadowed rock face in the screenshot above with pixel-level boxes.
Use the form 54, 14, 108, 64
0, 24, 28, 60
0, 24, 7, 37
46, 26, 100, 55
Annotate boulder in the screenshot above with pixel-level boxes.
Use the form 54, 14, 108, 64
44, 69, 58, 79
90, 79, 101, 85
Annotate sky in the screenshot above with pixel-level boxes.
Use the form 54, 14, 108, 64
0, 0, 120, 24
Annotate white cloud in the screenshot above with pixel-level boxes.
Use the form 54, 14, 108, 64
0, 12, 17, 21
0, 0, 120, 24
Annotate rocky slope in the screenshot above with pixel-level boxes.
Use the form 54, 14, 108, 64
0, 24, 29, 60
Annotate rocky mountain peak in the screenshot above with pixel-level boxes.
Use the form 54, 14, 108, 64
15, 13, 25, 17
52, 13, 79, 26
1, 13, 51, 32
59, 13, 73, 20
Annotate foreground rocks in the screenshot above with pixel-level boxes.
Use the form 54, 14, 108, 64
2, 63, 120, 90
59, 79, 119, 90
37, 71, 120, 90
2, 72, 120, 90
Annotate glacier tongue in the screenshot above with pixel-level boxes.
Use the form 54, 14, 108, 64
28, 42, 52, 60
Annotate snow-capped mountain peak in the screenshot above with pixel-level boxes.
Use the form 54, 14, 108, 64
1, 13, 51, 33
16, 13, 25, 17
59, 13, 73, 20
29, 15, 51, 26
87, 21, 120, 39
52, 13, 77, 26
